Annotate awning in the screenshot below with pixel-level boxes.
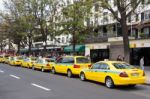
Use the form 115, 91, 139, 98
20, 48, 39, 53
20, 49, 28, 53
64, 45, 85, 52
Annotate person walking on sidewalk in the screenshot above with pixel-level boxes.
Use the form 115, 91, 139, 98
140, 56, 144, 70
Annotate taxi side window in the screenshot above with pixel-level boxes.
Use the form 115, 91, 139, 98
99, 63, 110, 70
62, 57, 74, 64
91, 63, 101, 69
56, 58, 63, 63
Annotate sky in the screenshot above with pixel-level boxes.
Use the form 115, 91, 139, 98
0, 0, 4, 11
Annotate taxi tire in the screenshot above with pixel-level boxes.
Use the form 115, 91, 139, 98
27, 64, 30, 69
105, 77, 114, 88
32, 66, 35, 70
80, 72, 86, 81
67, 70, 72, 78
52, 67, 56, 74
41, 67, 44, 72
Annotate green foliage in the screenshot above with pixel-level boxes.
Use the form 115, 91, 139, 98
61, 0, 93, 44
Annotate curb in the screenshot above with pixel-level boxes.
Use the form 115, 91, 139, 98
143, 83, 150, 86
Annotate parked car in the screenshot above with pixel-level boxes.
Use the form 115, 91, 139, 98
21, 57, 36, 68
51, 56, 91, 77
0, 55, 5, 63
9, 56, 23, 66
80, 61, 146, 88
4, 56, 11, 64
32, 58, 53, 72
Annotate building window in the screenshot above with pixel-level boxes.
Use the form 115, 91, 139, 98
144, 10, 150, 20
62, 37, 64, 43
141, 12, 144, 21
136, 14, 139, 21
144, 28, 149, 35
103, 12, 108, 23
128, 15, 131, 22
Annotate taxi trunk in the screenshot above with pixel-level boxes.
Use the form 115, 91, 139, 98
115, 69, 146, 85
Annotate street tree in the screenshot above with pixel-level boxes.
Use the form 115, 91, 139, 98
61, 0, 93, 54
95, 0, 150, 62
2, 0, 28, 53
33, 0, 62, 54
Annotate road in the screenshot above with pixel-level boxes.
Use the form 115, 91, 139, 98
0, 63, 150, 99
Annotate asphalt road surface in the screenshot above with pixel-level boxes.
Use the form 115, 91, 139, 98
0, 63, 150, 99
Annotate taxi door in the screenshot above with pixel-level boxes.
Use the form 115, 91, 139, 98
55, 57, 70, 74
93, 63, 110, 83
54, 58, 64, 73
36, 60, 42, 69
85, 63, 100, 80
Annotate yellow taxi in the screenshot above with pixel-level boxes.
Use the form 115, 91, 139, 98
80, 61, 146, 88
0, 55, 5, 63
21, 57, 36, 68
51, 56, 91, 78
4, 56, 11, 64
32, 58, 53, 72
9, 56, 23, 66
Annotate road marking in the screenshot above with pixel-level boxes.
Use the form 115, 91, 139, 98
9, 74, 20, 79
0, 70, 4, 73
31, 83, 51, 91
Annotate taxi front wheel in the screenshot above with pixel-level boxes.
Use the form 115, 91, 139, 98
67, 70, 72, 78
41, 67, 44, 72
32, 66, 35, 70
52, 67, 56, 74
105, 77, 114, 88
80, 72, 86, 81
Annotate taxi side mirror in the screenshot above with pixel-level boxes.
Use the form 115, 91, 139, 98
106, 67, 110, 70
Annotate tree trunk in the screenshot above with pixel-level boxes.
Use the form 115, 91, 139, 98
120, 17, 130, 63
28, 36, 32, 55
0, 42, 3, 53
43, 40, 47, 52
42, 40, 47, 57
72, 31, 76, 55
17, 43, 21, 54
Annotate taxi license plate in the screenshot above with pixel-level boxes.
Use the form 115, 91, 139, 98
131, 73, 139, 76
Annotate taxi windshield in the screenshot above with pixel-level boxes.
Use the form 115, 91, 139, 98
25, 58, 31, 62
17, 57, 23, 60
112, 63, 135, 69
46, 58, 55, 62
41, 59, 48, 64
76, 57, 90, 63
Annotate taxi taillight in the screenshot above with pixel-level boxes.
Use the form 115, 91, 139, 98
143, 72, 145, 76
88, 64, 92, 68
119, 72, 128, 77
47, 64, 50, 67
74, 64, 80, 68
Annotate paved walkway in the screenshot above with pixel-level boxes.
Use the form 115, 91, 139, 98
145, 66, 150, 85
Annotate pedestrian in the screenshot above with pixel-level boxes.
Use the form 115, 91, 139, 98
86, 54, 90, 60
140, 56, 144, 70
117, 55, 123, 61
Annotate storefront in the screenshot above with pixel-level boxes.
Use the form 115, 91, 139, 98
85, 43, 110, 63
63, 45, 85, 55
130, 40, 150, 66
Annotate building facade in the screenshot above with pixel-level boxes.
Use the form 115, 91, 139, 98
84, 1, 150, 66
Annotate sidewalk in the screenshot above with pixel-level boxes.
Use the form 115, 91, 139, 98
145, 66, 150, 85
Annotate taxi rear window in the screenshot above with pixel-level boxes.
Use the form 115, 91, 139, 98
76, 57, 90, 63
112, 63, 135, 69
